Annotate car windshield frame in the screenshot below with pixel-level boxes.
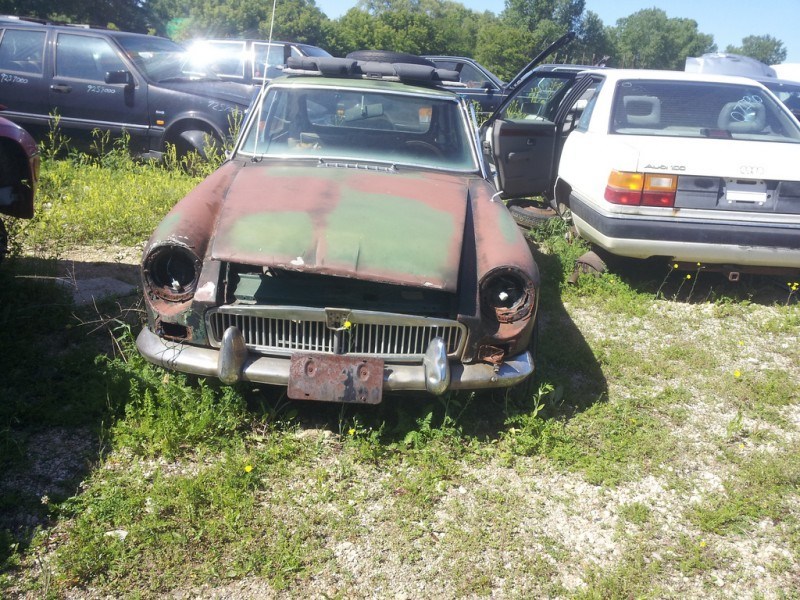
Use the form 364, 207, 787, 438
236, 81, 481, 172
609, 79, 800, 143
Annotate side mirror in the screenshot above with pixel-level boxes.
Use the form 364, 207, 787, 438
482, 81, 495, 91
105, 70, 134, 87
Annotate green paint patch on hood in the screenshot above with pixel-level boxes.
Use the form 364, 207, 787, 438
325, 194, 455, 281
219, 212, 314, 260
210, 164, 468, 290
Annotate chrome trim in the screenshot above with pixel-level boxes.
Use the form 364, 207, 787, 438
206, 305, 466, 362
137, 326, 533, 393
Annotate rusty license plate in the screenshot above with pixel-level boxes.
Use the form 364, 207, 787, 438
288, 353, 384, 403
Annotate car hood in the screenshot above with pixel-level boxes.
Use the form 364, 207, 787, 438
156, 79, 253, 107
620, 136, 800, 180
209, 163, 470, 291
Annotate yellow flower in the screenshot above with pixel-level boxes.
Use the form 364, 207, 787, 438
738, 340, 744, 346
673, 263, 679, 269
348, 428, 356, 436
734, 370, 741, 378
697, 262, 702, 266
686, 274, 692, 280
343, 320, 352, 330
244, 464, 253, 473
699, 540, 707, 548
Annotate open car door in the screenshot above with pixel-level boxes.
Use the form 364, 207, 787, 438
482, 70, 597, 200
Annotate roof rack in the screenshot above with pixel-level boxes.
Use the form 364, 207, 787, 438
284, 56, 465, 87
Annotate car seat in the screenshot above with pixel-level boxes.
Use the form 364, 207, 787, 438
717, 101, 766, 133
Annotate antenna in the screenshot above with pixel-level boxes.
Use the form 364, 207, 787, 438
252, 0, 279, 154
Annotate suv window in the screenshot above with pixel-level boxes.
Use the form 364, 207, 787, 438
253, 43, 286, 80
56, 34, 125, 81
0, 29, 45, 74
187, 40, 246, 79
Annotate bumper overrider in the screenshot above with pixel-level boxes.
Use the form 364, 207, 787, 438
136, 326, 533, 399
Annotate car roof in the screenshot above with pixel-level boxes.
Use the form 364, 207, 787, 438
584, 68, 778, 87
0, 16, 163, 40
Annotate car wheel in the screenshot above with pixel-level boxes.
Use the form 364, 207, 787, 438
171, 128, 222, 160
345, 50, 435, 67
506, 199, 557, 229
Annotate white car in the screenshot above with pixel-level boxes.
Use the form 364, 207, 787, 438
486, 69, 800, 277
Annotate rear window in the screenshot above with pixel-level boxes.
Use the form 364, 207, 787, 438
610, 79, 800, 143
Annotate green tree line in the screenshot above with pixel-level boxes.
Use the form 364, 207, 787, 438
0, 0, 788, 78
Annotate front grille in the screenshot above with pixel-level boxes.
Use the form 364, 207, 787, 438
207, 306, 465, 361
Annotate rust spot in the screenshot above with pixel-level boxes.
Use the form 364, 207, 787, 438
477, 344, 506, 365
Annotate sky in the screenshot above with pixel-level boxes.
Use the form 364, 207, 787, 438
311, 0, 800, 64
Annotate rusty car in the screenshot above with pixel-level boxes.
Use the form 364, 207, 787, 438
136, 53, 540, 403
0, 114, 38, 263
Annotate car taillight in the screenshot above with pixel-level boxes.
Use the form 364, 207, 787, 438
604, 171, 676, 207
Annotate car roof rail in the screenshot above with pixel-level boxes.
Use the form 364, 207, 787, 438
0, 15, 93, 28
284, 56, 464, 87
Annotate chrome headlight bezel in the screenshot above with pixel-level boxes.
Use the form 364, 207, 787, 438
143, 244, 202, 302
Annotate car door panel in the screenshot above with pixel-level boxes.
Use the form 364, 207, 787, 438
50, 32, 149, 146
492, 120, 557, 197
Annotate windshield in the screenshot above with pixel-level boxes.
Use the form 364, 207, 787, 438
610, 80, 800, 143
238, 84, 478, 171
117, 36, 218, 82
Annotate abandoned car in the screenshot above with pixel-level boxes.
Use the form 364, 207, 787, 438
0, 115, 38, 263
137, 54, 540, 403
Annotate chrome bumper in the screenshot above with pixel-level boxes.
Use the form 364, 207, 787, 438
136, 326, 533, 394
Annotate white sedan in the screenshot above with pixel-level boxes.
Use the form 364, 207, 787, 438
486, 69, 800, 277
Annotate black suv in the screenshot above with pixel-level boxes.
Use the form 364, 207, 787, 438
0, 17, 253, 157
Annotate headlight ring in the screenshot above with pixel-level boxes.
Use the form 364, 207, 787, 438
144, 244, 201, 302
480, 267, 535, 323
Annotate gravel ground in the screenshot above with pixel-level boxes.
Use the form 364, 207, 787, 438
4, 250, 799, 599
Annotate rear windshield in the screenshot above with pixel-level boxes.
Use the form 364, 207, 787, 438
611, 80, 800, 143
238, 84, 478, 171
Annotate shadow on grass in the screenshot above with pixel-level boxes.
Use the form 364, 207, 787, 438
0, 256, 141, 570
596, 251, 799, 307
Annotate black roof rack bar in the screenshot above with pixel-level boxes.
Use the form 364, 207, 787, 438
285, 56, 462, 86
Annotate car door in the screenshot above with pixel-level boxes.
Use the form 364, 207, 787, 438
484, 72, 597, 199
0, 27, 48, 132
49, 31, 149, 147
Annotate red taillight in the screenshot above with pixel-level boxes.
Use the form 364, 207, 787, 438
604, 171, 676, 207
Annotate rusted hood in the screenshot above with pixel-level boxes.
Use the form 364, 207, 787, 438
210, 163, 471, 291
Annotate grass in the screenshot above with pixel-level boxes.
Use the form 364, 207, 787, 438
1, 143, 799, 597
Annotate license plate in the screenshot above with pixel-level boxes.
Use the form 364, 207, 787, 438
288, 353, 384, 404
724, 179, 768, 205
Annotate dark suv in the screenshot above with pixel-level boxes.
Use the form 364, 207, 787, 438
0, 17, 253, 157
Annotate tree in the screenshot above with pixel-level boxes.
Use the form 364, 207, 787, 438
726, 35, 787, 65
610, 8, 715, 70
0, 0, 155, 31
